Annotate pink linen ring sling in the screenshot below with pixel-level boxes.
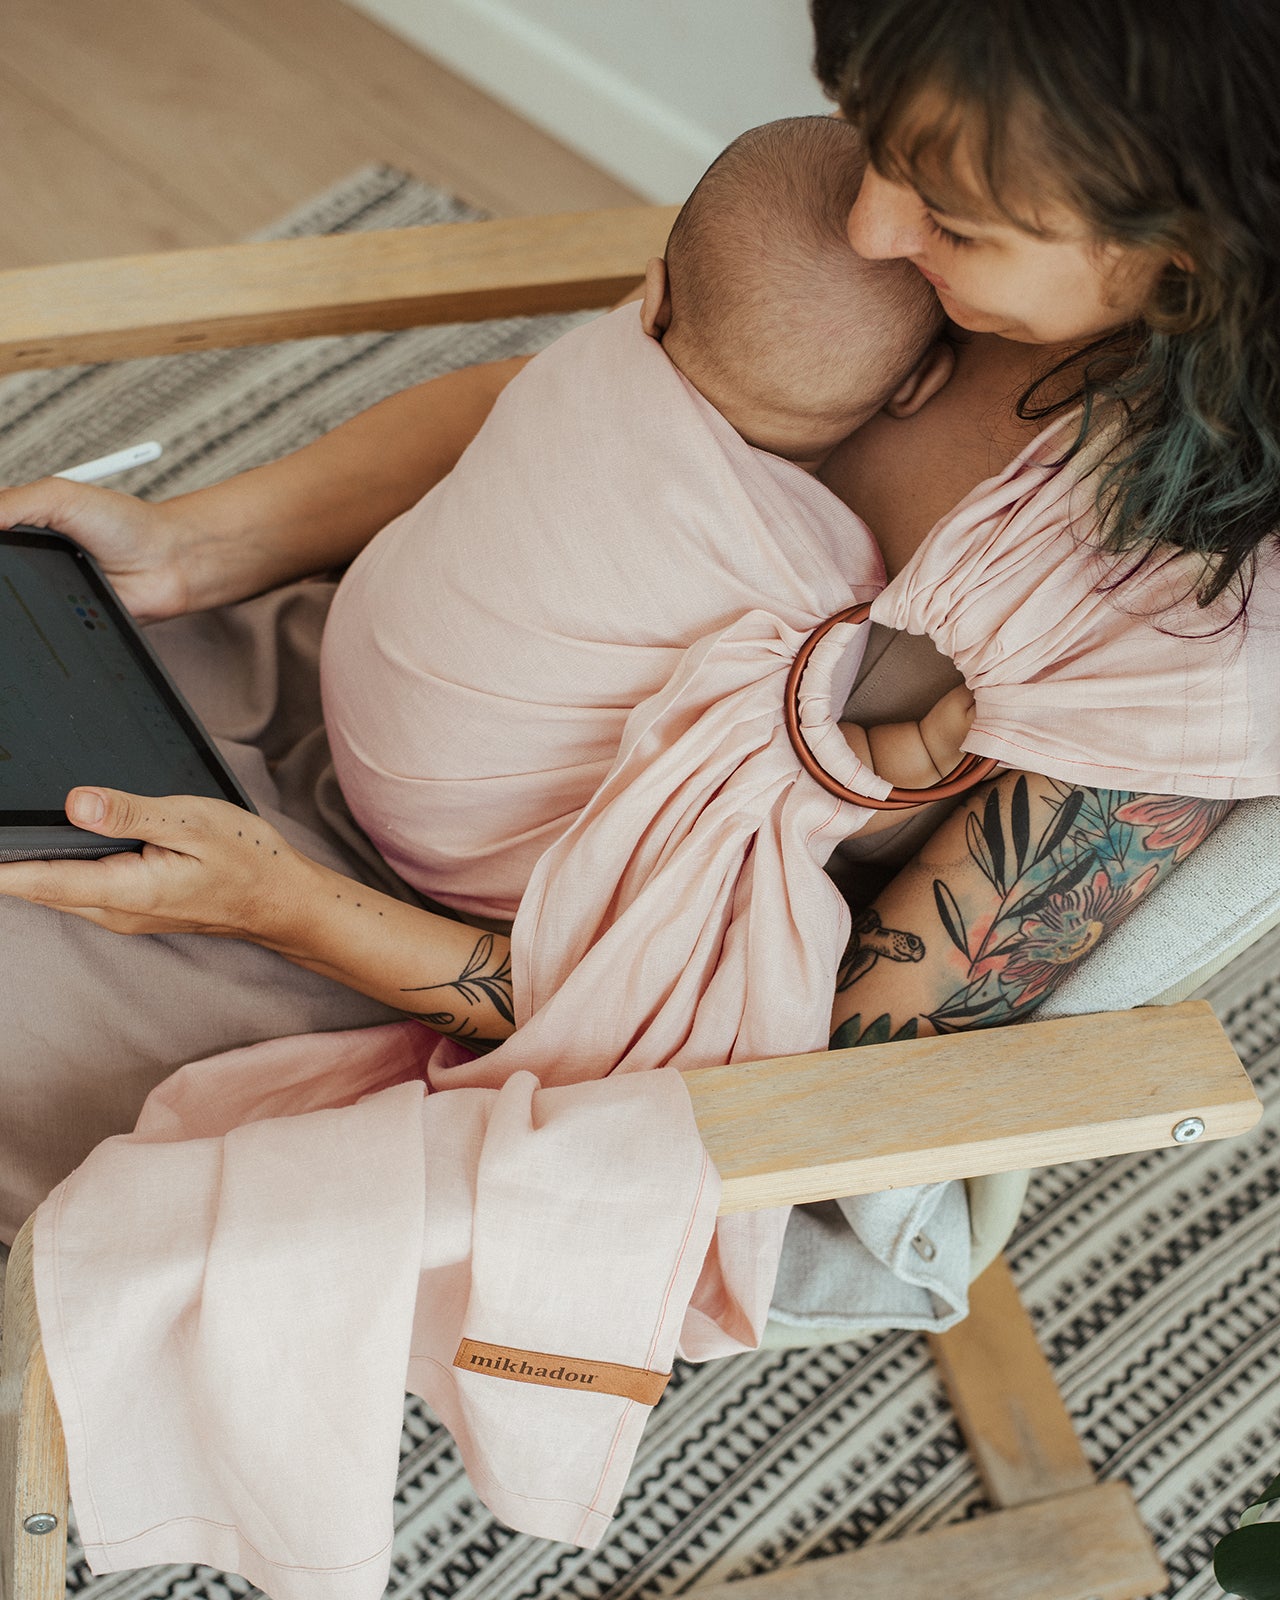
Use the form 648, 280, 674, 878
784, 602, 1000, 810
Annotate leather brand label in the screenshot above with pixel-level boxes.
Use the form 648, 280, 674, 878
453, 1338, 670, 1405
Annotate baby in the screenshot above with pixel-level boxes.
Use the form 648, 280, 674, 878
642, 116, 972, 813
322, 116, 976, 917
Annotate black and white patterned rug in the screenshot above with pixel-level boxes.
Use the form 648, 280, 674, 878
2, 167, 1275, 1600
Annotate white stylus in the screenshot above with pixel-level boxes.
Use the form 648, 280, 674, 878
53, 441, 164, 483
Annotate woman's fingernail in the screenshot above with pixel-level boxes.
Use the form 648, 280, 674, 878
70, 791, 105, 824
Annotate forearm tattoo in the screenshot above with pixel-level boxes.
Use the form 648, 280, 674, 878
831, 909, 927, 1048
831, 780, 1231, 1047
399, 931, 514, 1053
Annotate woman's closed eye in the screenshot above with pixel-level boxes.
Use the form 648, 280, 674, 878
923, 210, 977, 249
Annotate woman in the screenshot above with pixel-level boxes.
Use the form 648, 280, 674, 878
0, 0, 1274, 1245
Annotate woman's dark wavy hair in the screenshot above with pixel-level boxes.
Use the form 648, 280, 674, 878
812, 0, 1280, 611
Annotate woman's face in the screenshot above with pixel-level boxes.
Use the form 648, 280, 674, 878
846, 163, 1166, 346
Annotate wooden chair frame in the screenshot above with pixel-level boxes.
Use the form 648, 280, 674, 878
0, 209, 1265, 1600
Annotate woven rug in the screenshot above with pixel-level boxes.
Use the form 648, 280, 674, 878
2, 166, 1276, 1600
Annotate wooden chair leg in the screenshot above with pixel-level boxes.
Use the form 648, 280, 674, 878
688, 1258, 1168, 1600
0, 1217, 68, 1600
927, 1254, 1098, 1508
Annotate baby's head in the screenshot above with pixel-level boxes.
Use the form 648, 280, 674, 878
641, 117, 951, 467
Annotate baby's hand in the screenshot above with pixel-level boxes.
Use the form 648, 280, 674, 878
837, 719, 873, 769
919, 685, 976, 775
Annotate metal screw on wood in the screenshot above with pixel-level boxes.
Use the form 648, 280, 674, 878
1172, 1117, 1207, 1143
23, 1513, 58, 1535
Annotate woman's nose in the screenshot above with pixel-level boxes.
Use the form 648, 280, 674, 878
847, 168, 923, 260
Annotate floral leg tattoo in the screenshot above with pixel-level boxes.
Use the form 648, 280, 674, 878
832, 780, 1232, 1045
399, 931, 514, 1052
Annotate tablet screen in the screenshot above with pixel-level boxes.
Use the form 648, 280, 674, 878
0, 530, 247, 820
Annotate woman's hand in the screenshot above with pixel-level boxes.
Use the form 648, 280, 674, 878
0, 479, 196, 622
0, 787, 516, 1046
0, 788, 307, 943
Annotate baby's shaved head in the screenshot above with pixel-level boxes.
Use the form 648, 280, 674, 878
663, 117, 942, 438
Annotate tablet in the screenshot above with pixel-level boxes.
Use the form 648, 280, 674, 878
0, 525, 256, 861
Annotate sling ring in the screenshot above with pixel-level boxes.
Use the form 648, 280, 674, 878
783, 601, 1000, 811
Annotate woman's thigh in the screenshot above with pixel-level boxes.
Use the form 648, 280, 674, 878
0, 899, 400, 1245
0, 579, 414, 1244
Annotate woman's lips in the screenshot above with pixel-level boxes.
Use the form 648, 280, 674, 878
914, 263, 951, 293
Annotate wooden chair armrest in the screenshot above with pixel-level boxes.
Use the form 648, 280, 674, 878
685, 1000, 1260, 1214
0, 205, 678, 374
0, 1216, 66, 1600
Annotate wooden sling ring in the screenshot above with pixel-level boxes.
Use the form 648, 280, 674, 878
783, 601, 1001, 811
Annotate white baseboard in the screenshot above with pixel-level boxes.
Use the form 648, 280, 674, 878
347, 0, 727, 201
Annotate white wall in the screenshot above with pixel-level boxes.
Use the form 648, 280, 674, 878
347, 0, 831, 201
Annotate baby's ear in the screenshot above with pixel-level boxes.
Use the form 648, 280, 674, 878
639, 257, 672, 339
883, 341, 955, 418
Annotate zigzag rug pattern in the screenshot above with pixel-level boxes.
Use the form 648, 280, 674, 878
2, 167, 1274, 1600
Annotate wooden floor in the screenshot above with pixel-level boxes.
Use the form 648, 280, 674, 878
0, 0, 641, 271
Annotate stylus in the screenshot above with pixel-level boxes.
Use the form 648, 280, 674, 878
54, 441, 164, 483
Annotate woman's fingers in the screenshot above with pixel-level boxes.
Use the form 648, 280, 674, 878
0, 474, 92, 531
65, 786, 207, 850
0, 846, 144, 916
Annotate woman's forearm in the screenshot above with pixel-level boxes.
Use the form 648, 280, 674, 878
271, 855, 516, 1052
169, 354, 531, 610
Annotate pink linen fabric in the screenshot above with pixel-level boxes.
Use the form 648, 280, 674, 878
34, 1035, 719, 1595
319, 305, 888, 923
871, 414, 1280, 798
30, 304, 1280, 1598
